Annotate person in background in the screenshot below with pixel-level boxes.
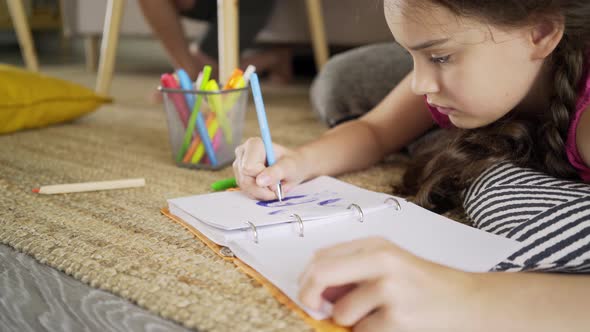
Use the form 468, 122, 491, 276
138, 0, 293, 93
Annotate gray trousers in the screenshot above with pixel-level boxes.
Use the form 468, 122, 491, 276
311, 43, 413, 127
180, 0, 277, 59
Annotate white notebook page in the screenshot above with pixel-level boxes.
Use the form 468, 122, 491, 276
228, 200, 522, 320
168, 176, 392, 230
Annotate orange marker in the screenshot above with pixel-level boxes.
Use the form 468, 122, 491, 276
182, 113, 216, 163
223, 69, 244, 90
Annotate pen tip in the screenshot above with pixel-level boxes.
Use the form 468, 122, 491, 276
32, 188, 39, 193
277, 183, 283, 202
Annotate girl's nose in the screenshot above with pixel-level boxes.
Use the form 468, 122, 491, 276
411, 65, 440, 95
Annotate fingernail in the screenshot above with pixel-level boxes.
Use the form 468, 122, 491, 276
257, 175, 271, 186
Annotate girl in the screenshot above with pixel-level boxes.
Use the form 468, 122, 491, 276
234, 0, 590, 330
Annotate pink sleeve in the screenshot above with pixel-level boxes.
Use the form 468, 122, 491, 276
565, 66, 590, 182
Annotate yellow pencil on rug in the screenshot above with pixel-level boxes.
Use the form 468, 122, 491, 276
32, 178, 145, 194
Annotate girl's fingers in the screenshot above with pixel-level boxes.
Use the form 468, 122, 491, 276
297, 238, 384, 285
234, 136, 305, 200
232, 146, 246, 184
241, 138, 269, 177
298, 245, 395, 310
238, 175, 280, 201
332, 279, 390, 327
273, 142, 289, 158
256, 162, 286, 187
353, 308, 392, 332
321, 283, 357, 303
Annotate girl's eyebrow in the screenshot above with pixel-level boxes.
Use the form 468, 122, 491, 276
408, 38, 450, 51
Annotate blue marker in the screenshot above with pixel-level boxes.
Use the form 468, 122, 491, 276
249, 73, 283, 201
176, 69, 195, 108
176, 67, 217, 166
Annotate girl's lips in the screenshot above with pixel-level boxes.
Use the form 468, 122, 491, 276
435, 106, 456, 115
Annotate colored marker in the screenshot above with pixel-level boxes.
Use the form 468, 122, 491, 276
160, 73, 190, 127
176, 69, 195, 108
223, 69, 244, 90
220, 65, 252, 132
249, 73, 283, 201
182, 113, 215, 163
206, 79, 232, 144
221, 74, 246, 135
211, 177, 238, 191
203, 130, 224, 165
228, 75, 245, 90
178, 66, 217, 165
243, 65, 256, 84
191, 116, 219, 164
211, 128, 223, 152
194, 71, 203, 91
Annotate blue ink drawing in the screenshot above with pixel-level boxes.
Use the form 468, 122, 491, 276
318, 198, 342, 206
256, 190, 349, 216
256, 195, 318, 208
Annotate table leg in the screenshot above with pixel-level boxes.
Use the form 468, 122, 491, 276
96, 0, 125, 96
217, 0, 239, 83
304, 0, 329, 70
6, 0, 39, 72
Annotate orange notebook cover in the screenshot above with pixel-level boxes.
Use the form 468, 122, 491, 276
161, 208, 348, 332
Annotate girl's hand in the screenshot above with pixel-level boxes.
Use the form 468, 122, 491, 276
298, 237, 480, 332
233, 137, 307, 200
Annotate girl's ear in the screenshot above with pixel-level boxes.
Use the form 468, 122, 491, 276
529, 15, 565, 60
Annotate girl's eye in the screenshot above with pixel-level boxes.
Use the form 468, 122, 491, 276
430, 55, 451, 64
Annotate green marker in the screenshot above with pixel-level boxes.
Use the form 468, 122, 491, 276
211, 177, 238, 191
177, 66, 212, 162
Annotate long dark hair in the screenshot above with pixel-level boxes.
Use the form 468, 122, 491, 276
397, 0, 590, 212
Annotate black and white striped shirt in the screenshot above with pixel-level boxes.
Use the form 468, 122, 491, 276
463, 163, 590, 273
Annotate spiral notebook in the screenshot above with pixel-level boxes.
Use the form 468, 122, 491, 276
165, 176, 521, 323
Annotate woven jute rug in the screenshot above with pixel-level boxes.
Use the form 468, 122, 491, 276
0, 76, 407, 331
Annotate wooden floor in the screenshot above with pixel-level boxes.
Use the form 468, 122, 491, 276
0, 244, 193, 332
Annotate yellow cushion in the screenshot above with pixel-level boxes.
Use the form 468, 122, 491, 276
0, 64, 111, 134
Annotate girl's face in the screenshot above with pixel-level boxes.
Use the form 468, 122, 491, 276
385, 1, 547, 128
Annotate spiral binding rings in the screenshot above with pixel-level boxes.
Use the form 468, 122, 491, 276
246, 221, 259, 243
347, 203, 364, 222
385, 197, 401, 211
245, 198, 402, 243
290, 213, 305, 237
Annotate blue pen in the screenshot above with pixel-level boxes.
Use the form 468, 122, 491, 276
176, 67, 217, 166
249, 73, 283, 201
176, 69, 195, 108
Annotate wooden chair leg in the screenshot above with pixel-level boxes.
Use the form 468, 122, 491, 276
57, 0, 74, 61
58, 0, 72, 38
217, 0, 239, 82
85, 35, 99, 73
6, 0, 39, 72
304, 0, 329, 70
96, 0, 125, 96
